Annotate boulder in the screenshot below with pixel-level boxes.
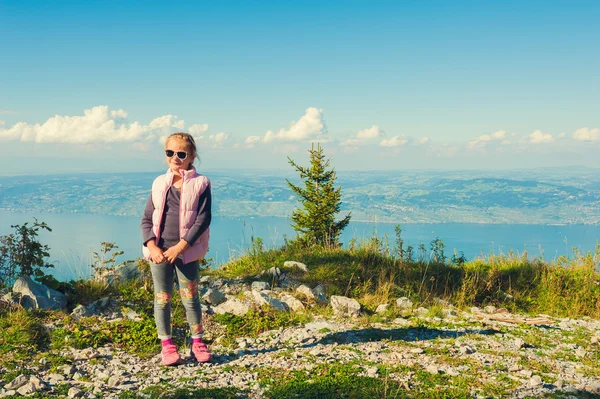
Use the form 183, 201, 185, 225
284, 261, 308, 272
213, 298, 251, 316
396, 297, 413, 309
330, 295, 361, 317
252, 291, 288, 312
202, 288, 226, 306
296, 285, 315, 299
281, 295, 305, 312
12, 276, 67, 310
251, 281, 270, 291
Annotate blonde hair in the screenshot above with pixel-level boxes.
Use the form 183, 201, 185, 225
165, 132, 200, 168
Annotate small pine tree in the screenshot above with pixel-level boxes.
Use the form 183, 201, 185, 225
286, 143, 351, 247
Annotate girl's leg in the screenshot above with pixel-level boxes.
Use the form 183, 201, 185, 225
173, 259, 203, 338
150, 261, 175, 339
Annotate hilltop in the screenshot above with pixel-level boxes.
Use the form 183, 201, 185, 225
1, 240, 599, 398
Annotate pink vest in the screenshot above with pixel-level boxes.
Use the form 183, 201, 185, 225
142, 166, 211, 263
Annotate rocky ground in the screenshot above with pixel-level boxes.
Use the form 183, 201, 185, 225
2, 306, 599, 399
2, 265, 600, 398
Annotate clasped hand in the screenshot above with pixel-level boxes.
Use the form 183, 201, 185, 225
148, 241, 187, 264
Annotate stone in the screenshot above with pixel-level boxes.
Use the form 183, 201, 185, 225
514, 338, 526, 349
410, 348, 424, 354
251, 281, 270, 291
396, 297, 413, 309
365, 366, 378, 377
252, 291, 288, 312
12, 276, 67, 310
68, 387, 84, 398
375, 304, 389, 314
283, 261, 308, 272
426, 365, 440, 374
202, 288, 226, 306
591, 336, 599, 345
313, 285, 326, 295
459, 345, 474, 355
296, 285, 315, 299
213, 298, 250, 316
584, 382, 600, 394
263, 267, 282, 280
200, 275, 211, 284
5, 375, 28, 390
280, 295, 305, 312
330, 295, 361, 317
17, 382, 37, 396
529, 375, 543, 387
71, 304, 88, 319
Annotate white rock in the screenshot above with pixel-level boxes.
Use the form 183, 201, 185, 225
426, 365, 439, 374
202, 288, 226, 306
5, 375, 29, 390
251, 281, 270, 291
529, 375, 543, 387
68, 387, 83, 398
252, 291, 288, 312
296, 285, 316, 299
396, 297, 413, 309
17, 382, 37, 396
284, 261, 308, 272
514, 338, 526, 349
330, 295, 361, 317
281, 295, 305, 312
213, 298, 251, 316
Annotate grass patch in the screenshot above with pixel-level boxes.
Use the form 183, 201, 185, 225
214, 306, 311, 345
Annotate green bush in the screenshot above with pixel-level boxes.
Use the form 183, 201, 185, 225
0, 220, 53, 288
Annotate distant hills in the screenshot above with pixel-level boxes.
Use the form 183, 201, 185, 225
1, 168, 599, 225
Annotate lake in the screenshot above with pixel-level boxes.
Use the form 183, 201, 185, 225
1, 210, 599, 281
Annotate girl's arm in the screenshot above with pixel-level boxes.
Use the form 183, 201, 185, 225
141, 193, 166, 263
141, 194, 156, 246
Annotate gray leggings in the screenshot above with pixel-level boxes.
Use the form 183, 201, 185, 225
150, 259, 203, 340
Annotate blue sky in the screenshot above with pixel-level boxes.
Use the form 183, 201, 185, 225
1, 0, 599, 174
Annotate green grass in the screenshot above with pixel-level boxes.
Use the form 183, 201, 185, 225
216, 240, 600, 319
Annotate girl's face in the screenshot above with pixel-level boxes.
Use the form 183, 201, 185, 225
165, 138, 194, 175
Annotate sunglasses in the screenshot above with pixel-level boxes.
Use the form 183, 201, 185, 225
165, 150, 188, 160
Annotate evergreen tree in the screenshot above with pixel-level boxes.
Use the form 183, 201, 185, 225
286, 143, 351, 246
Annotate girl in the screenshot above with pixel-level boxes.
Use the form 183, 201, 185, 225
141, 132, 212, 366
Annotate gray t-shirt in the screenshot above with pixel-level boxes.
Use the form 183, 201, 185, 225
141, 185, 211, 250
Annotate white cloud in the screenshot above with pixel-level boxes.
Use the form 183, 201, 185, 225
572, 127, 600, 142
528, 130, 554, 144
418, 137, 430, 145
380, 135, 408, 147
149, 115, 185, 130
356, 125, 384, 140
208, 132, 230, 146
189, 124, 209, 135
0, 120, 4, 127
0, 106, 210, 148
263, 107, 326, 143
468, 130, 507, 149
558, 132, 567, 139
341, 125, 384, 147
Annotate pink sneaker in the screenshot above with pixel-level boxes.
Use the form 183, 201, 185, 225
161, 343, 181, 366
191, 341, 212, 363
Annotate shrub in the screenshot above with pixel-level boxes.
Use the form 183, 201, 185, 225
0, 219, 53, 288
